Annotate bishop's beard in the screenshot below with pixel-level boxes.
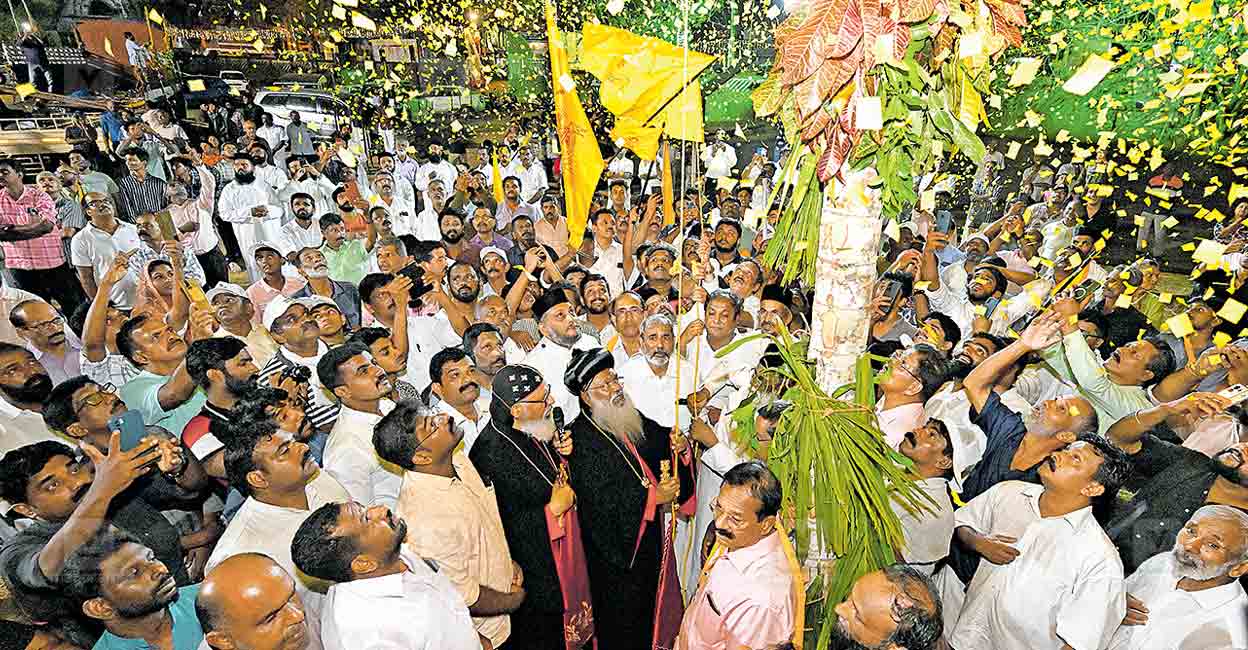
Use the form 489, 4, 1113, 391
589, 390, 645, 445
516, 414, 557, 442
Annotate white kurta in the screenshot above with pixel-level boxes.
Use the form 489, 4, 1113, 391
618, 355, 700, 430
950, 481, 1125, 650
1108, 552, 1248, 650
891, 476, 954, 575
219, 181, 285, 281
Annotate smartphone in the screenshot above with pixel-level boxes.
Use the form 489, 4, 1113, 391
397, 262, 433, 302
108, 410, 146, 451
1219, 384, 1248, 406
982, 296, 1001, 319
934, 211, 953, 234
184, 280, 210, 310
155, 210, 178, 241
1069, 278, 1103, 303
882, 280, 904, 313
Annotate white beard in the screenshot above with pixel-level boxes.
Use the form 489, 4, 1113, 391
589, 391, 645, 445
1023, 406, 1058, 437
516, 416, 557, 442
1173, 546, 1235, 582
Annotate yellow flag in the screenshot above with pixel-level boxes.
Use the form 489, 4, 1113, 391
547, 1, 604, 250
579, 23, 716, 152
491, 150, 504, 205
610, 118, 662, 161
147, 8, 164, 25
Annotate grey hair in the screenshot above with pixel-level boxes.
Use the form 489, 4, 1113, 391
1190, 505, 1248, 563
641, 313, 675, 336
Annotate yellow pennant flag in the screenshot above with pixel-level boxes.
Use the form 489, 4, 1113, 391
547, 0, 604, 250
491, 150, 504, 205
661, 140, 675, 225
662, 79, 705, 143
147, 8, 164, 25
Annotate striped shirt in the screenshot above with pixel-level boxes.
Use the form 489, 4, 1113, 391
257, 346, 341, 431
116, 174, 169, 223
0, 185, 65, 269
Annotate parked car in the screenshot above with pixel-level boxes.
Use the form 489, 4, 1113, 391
425, 84, 485, 113
219, 70, 251, 95
254, 90, 349, 136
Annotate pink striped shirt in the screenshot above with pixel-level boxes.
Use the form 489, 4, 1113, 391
0, 186, 64, 269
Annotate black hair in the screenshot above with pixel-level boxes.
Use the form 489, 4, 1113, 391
222, 432, 267, 497
115, 314, 149, 366
1078, 432, 1132, 497
911, 344, 954, 401
926, 419, 954, 478
185, 337, 248, 389
318, 213, 344, 231
43, 375, 95, 434
316, 343, 369, 391
589, 208, 614, 225
291, 503, 358, 583
429, 347, 469, 385
578, 273, 608, 298
409, 240, 446, 265
347, 326, 391, 349
289, 191, 314, 205
706, 289, 743, 315
373, 398, 436, 471
1141, 336, 1176, 388
462, 322, 502, 361
8, 299, 39, 328
721, 461, 782, 521
921, 312, 962, 348
220, 386, 286, 445
968, 332, 1009, 355
121, 146, 149, 162
62, 527, 141, 606
502, 175, 521, 188
880, 564, 943, 650
0, 440, 76, 505
358, 273, 394, 306
1076, 309, 1108, 340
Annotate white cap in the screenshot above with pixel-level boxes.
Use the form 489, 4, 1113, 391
294, 295, 338, 311
204, 282, 247, 305
479, 246, 507, 265
262, 296, 299, 332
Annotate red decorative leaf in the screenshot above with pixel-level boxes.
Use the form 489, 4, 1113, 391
778, 0, 854, 86
985, 1, 1025, 49
860, 0, 882, 69
801, 107, 833, 142
829, 0, 863, 59
893, 22, 911, 60
793, 49, 859, 128
898, 0, 936, 23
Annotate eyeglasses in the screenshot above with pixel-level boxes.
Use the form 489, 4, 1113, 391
890, 351, 919, 383
413, 414, 452, 449
23, 316, 64, 332
517, 387, 552, 406
73, 383, 116, 414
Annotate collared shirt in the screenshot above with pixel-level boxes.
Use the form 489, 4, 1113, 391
257, 125, 286, 151
701, 143, 737, 179
691, 332, 768, 412
1108, 552, 1248, 650
950, 481, 1125, 650
924, 276, 1043, 339
27, 327, 83, 385
0, 284, 39, 346
279, 219, 325, 257
395, 155, 419, 185
116, 174, 170, 223
292, 281, 362, 329
960, 392, 1042, 503
518, 162, 548, 201
320, 239, 370, 285
212, 323, 278, 367
247, 276, 307, 327
92, 585, 203, 650
602, 328, 644, 368
320, 549, 478, 650
524, 334, 602, 422
398, 453, 514, 645
281, 174, 337, 219
256, 343, 340, 431
324, 401, 401, 508
127, 241, 206, 288
432, 390, 492, 453
892, 476, 954, 573
875, 401, 926, 450
81, 351, 140, 387
679, 531, 796, 650
168, 183, 219, 255
414, 160, 458, 197
0, 185, 64, 269
924, 385, 1034, 488
493, 199, 538, 232
534, 216, 570, 258
119, 371, 208, 441
1042, 329, 1154, 435
114, 137, 168, 181
79, 171, 119, 197
206, 471, 349, 574
619, 355, 699, 430
589, 239, 626, 296
0, 396, 59, 458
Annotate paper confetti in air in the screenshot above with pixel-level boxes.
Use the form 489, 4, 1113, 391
1166, 313, 1195, 338
1009, 58, 1042, 86
14, 84, 35, 100
1192, 239, 1227, 266
1219, 299, 1248, 325
1062, 54, 1115, 96
187, 79, 206, 92
350, 12, 377, 31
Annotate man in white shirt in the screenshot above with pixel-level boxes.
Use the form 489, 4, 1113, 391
689, 290, 767, 417
255, 298, 340, 433
0, 342, 58, 457
414, 141, 457, 205
949, 435, 1133, 650
516, 145, 548, 204
319, 343, 401, 508
369, 172, 420, 237
586, 209, 629, 295
279, 193, 325, 259
524, 288, 601, 422
220, 153, 285, 282
606, 148, 634, 183
281, 157, 337, 217
291, 501, 481, 650
494, 176, 538, 233
10, 299, 83, 385
376, 400, 523, 649
876, 345, 950, 449
428, 348, 491, 452
920, 232, 1039, 338
619, 313, 700, 430
831, 566, 944, 650
71, 192, 141, 310
893, 420, 955, 576
1110, 505, 1248, 650
700, 132, 736, 188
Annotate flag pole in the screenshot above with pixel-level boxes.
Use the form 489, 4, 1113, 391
640, 63, 713, 130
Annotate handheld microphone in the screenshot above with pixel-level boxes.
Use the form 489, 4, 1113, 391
553, 407, 566, 433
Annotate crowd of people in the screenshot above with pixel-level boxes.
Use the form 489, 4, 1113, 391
0, 89, 1244, 650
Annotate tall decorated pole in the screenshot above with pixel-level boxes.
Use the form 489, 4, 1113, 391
746, 0, 1028, 642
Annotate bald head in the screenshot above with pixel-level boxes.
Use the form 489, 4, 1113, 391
197, 554, 309, 650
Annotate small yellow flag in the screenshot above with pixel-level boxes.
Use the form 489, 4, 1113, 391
14, 83, 35, 99
147, 8, 164, 25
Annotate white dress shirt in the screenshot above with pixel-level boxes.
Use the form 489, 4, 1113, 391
518, 162, 548, 202
255, 164, 291, 196
70, 221, 141, 309
324, 400, 402, 509
279, 219, 324, 257
0, 396, 59, 459
950, 481, 1126, 650
588, 240, 626, 296
619, 355, 699, 430
523, 334, 601, 422
1108, 552, 1248, 650
691, 332, 768, 413
432, 389, 492, 453
281, 174, 337, 217
398, 453, 514, 646
414, 160, 458, 197
701, 143, 737, 179
891, 477, 954, 575
320, 549, 479, 650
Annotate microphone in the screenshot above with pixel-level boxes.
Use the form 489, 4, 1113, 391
552, 407, 566, 434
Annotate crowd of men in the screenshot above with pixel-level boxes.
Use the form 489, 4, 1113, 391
0, 93, 1244, 650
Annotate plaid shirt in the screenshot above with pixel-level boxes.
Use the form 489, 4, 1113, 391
0, 185, 64, 269
80, 351, 140, 386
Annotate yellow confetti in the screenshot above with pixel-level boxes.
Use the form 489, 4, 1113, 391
1192, 239, 1227, 266
1220, 299, 1248, 325
1166, 313, 1195, 337
14, 83, 35, 99
187, 79, 206, 92
1062, 54, 1115, 96
1009, 58, 1042, 86
350, 11, 377, 31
